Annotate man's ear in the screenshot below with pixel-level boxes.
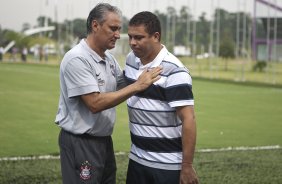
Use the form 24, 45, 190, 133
153, 32, 161, 42
92, 20, 99, 32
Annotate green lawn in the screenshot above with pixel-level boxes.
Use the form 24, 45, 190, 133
0, 62, 282, 184
0, 62, 282, 157
181, 57, 282, 85
0, 63, 60, 156
1, 149, 282, 184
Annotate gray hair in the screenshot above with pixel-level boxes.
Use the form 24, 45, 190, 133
86, 3, 122, 34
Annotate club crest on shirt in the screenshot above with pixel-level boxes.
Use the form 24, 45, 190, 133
110, 64, 115, 76
98, 78, 105, 86
80, 160, 92, 180
96, 73, 105, 86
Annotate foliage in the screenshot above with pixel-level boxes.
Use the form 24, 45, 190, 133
27, 36, 55, 48
154, 10, 168, 43
0, 28, 56, 52
197, 12, 210, 52
37, 16, 54, 28
1, 6, 253, 58
3, 30, 24, 48
72, 18, 87, 38
121, 16, 129, 34
253, 61, 267, 72
219, 37, 235, 59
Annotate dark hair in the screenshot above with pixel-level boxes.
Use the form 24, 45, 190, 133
86, 3, 121, 34
129, 11, 161, 41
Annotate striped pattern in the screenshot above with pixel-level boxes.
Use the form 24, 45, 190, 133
124, 46, 194, 170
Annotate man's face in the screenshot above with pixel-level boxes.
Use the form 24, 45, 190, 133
96, 12, 121, 50
128, 25, 156, 60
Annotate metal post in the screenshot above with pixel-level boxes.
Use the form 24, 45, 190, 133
215, 0, 220, 78
242, 0, 247, 81
171, 0, 176, 49
192, 0, 197, 58
166, 6, 171, 47
236, 0, 240, 58
209, 0, 214, 78
252, 0, 257, 61
243, 1, 247, 57
272, 0, 277, 83
187, 0, 191, 51
216, 0, 220, 58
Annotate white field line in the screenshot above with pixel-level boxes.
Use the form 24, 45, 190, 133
197, 145, 281, 153
0, 145, 280, 162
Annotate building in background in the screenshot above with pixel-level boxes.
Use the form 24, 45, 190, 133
252, 0, 282, 62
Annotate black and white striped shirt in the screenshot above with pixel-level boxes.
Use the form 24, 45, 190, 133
124, 46, 194, 170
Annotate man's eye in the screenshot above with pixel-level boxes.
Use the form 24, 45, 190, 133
111, 27, 120, 32
135, 36, 143, 40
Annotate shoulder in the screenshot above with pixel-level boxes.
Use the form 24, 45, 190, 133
163, 52, 184, 67
61, 42, 89, 64
161, 52, 191, 75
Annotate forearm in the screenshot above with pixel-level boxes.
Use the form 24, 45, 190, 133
180, 110, 199, 184
182, 117, 197, 165
81, 81, 143, 113
177, 106, 198, 183
82, 66, 162, 113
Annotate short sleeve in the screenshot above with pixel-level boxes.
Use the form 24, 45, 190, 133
165, 67, 194, 107
64, 57, 99, 98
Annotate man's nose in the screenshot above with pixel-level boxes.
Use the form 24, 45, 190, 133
114, 30, 120, 39
129, 38, 136, 45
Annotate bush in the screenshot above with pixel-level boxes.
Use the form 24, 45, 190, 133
253, 61, 267, 72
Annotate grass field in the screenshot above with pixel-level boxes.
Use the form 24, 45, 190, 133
181, 57, 282, 86
1, 149, 282, 183
0, 61, 282, 183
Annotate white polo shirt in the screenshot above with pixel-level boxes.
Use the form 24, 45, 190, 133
55, 39, 125, 136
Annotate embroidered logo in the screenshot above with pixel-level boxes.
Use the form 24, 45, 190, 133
80, 161, 92, 180
110, 64, 115, 76
96, 72, 105, 86
98, 78, 105, 86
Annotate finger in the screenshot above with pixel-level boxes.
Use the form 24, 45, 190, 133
150, 67, 162, 77
151, 75, 161, 82
151, 66, 162, 73
139, 68, 148, 77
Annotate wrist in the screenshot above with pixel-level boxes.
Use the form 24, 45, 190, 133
182, 161, 193, 167
131, 82, 141, 93
182, 162, 192, 164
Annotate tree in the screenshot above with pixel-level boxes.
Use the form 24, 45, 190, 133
154, 10, 167, 42
21, 23, 31, 32
219, 34, 235, 71
121, 16, 129, 34
37, 16, 53, 27
175, 6, 189, 46
219, 39, 235, 59
72, 18, 86, 39
162, 6, 178, 50
197, 12, 210, 52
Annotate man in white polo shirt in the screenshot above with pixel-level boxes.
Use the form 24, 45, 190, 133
55, 4, 162, 184
125, 11, 199, 184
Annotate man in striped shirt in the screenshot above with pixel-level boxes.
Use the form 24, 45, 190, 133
124, 11, 199, 184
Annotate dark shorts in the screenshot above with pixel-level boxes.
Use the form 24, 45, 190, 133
59, 129, 116, 184
126, 159, 180, 184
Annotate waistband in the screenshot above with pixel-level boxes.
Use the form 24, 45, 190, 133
61, 129, 111, 139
